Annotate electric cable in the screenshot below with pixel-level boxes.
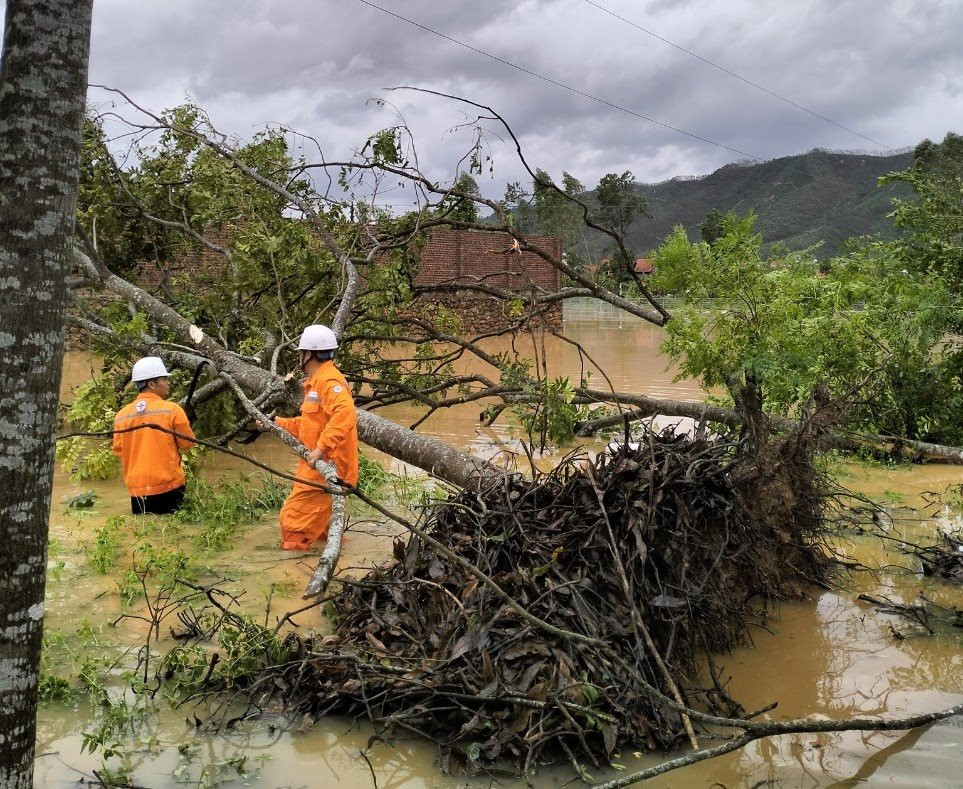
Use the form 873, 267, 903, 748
353, 0, 762, 163
582, 0, 889, 149
351, 0, 906, 201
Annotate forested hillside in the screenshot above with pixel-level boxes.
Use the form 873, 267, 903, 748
630, 148, 913, 257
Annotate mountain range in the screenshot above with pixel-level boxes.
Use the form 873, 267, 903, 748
627, 148, 914, 258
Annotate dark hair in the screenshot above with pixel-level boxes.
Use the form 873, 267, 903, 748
304, 350, 335, 363
136, 380, 149, 391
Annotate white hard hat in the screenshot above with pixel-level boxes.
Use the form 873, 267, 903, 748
298, 324, 338, 351
131, 356, 170, 382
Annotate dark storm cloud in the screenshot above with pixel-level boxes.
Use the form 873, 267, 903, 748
73, 0, 963, 194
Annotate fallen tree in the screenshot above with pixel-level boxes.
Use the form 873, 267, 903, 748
144, 420, 961, 783
572, 393, 963, 465
58, 89, 963, 783
292, 426, 831, 773
69, 88, 963, 491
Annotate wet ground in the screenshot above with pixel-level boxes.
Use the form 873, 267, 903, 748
36, 308, 963, 787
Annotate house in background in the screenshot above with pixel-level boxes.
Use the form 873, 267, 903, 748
133, 226, 566, 335
634, 258, 654, 275
597, 257, 656, 276
414, 229, 563, 331
414, 229, 561, 292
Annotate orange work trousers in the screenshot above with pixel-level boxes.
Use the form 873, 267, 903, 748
279, 486, 333, 551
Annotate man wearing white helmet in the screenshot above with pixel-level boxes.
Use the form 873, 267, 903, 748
272, 324, 359, 550
112, 356, 195, 515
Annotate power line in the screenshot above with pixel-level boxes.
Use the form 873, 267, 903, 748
352, 0, 905, 211
582, 0, 889, 149
353, 0, 763, 163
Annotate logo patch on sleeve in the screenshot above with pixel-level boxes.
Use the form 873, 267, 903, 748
332, 385, 344, 394
135, 400, 147, 413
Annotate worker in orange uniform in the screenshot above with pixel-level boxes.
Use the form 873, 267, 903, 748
112, 356, 195, 515
273, 324, 359, 551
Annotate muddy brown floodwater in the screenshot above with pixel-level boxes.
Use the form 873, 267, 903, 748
37, 302, 963, 787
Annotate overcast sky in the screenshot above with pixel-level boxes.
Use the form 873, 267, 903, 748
7, 0, 963, 202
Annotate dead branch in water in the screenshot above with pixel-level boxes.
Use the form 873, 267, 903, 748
137, 426, 961, 784
573, 390, 963, 466
153, 427, 839, 773
588, 701, 962, 788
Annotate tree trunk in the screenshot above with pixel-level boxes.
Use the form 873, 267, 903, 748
574, 387, 963, 464
0, 2, 93, 785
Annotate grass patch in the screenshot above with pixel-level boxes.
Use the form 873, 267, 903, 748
176, 473, 288, 553
86, 516, 126, 574
358, 451, 390, 497
39, 622, 110, 704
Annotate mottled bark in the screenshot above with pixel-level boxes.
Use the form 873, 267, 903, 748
0, 1, 93, 785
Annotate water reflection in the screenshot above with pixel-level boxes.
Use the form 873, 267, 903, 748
38, 314, 963, 787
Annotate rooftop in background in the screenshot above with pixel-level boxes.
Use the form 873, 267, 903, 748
635, 258, 654, 274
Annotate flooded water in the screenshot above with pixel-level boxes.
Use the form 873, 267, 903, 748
38, 304, 963, 787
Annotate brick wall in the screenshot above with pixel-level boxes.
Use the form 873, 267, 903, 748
417, 293, 562, 334
414, 230, 562, 293
123, 227, 563, 338
133, 230, 231, 295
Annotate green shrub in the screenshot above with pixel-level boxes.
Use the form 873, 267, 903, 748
176, 471, 288, 552
86, 516, 125, 574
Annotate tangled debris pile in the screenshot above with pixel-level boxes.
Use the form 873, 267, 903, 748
918, 533, 963, 584
267, 428, 833, 775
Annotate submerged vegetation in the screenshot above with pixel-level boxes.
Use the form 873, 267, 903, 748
252, 427, 831, 773
175, 470, 288, 553
37, 95, 963, 785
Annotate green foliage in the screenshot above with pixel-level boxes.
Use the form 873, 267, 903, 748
357, 451, 390, 498
365, 128, 403, 166
187, 382, 241, 438
57, 374, 122, 480
503, 180, 536, 232
534, 169, 588, 268
173, 744, 262, 788
176, 469, 289, 553
79, 103, 341, 354
217, 619, 289, 684
160, 615, 290, 697
498, 356, 533, 390
445, 172, 481, 222
81, 675, 160, 782
87, 516, 126, 574
587, 171, 648, 285
38, 622, 110, 704
513, 376, 585, 448
95, 303, 151, 362
117, 542, 196, 607
699, 209, 726, 244
77, 117, 151, 273
652, 212, 963, 442
881, 132, 963, 295
593, 171, 648, 239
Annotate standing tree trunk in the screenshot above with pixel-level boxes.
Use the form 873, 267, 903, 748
0, 2, 93, 785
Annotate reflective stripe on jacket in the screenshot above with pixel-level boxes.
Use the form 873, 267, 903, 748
276, 361, 359, 487
112, 391, 195, 497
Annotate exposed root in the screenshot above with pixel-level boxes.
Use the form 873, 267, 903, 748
254, 427, 833, 774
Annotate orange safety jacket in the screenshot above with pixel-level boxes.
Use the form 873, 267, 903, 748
112, 391, 195, 497
276, 361, 359, 488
